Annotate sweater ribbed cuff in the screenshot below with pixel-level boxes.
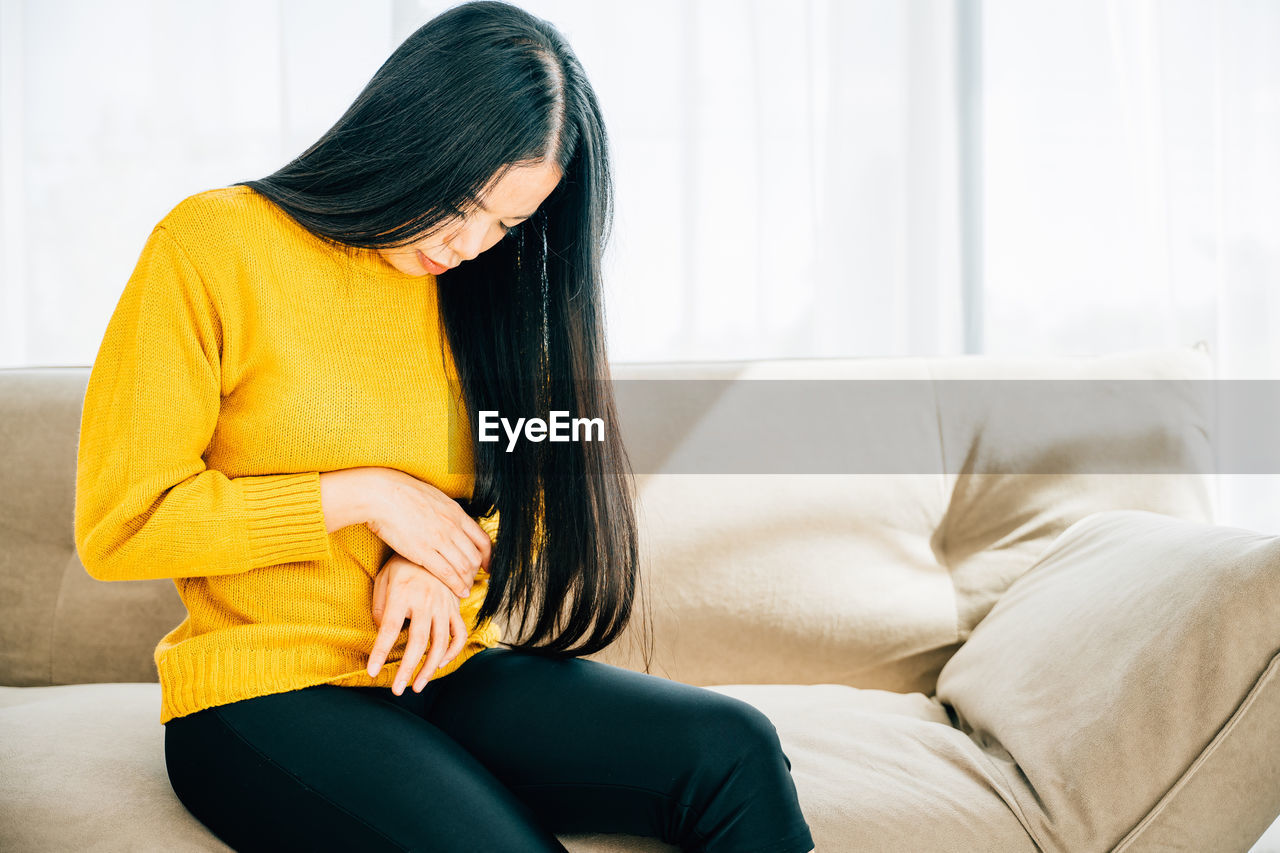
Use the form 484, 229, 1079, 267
237, 472, 332, 569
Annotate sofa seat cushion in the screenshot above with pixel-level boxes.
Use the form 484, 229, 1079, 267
713, 682, 1037, 852
1, 680, 1039, 852
0, 683, 227, 852
935, 510, 1280, 853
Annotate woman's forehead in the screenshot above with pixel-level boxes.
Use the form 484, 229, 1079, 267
477, 161, 562, 216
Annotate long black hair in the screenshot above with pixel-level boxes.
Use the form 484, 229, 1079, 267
234, 0, 651, 667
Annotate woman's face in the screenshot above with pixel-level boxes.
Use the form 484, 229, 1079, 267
377, 161, 562, 276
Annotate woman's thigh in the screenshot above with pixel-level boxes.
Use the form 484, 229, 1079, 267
419, 646, 815, 853
163, 681, 569, 853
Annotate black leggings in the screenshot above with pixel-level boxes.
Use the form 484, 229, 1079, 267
163, 646, 815, 853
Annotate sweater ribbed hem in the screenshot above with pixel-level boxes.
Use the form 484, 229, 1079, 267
156, 619, 503, 725
236, 472, 332, 569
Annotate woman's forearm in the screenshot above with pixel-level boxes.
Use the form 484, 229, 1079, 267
319, 467, 382, 534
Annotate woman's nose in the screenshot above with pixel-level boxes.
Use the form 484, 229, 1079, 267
447, 219, 487, 262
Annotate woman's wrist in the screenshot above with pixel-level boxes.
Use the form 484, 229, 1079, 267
319, 467, 384, 533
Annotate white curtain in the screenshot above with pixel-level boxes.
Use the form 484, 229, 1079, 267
983, 0, 1280, 370
2, 0, 1278, 530
0, 0, 965, 367
981, 0, 1280, 533
503, 0, 967, 362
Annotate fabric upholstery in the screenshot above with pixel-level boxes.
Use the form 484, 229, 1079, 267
0, 349, 1215, 692
0, 681, 1037, 853
588, 347, 1215, 697
935, 509, 1280, 852
3, 346, 1276, 852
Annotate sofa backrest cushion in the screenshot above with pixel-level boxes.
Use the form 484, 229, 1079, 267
0, 346, 1214, 690
585, 346, 1216, 696
1, 368, 189, 685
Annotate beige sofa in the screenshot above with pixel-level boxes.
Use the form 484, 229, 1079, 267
2, 346, 1278, 852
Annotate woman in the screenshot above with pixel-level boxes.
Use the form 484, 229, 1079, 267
73, 2, 815, 851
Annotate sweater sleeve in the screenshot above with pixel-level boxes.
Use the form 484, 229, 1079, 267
74, 225, 332, 582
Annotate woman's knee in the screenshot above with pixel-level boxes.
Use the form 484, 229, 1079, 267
661, 693, 810, 850
667, 690, 792, 776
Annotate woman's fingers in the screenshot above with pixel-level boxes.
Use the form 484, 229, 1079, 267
395, 607, 431, 695
367, 555, 470, 695
419, 548, 471, 600
447, 529, 485, 586
365, 472, 493, 580
459, 514, 493, 570
371, 567, 389, 628
412, 612, 451, 692
444, 609, 468, 666
430, 536, 477, 598
367, 595, 408, 678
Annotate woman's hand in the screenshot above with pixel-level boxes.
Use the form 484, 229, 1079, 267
367, 553, 469, 695
364, 468, 492, 600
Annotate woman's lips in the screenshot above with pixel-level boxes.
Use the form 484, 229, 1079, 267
416, 249, 451, 275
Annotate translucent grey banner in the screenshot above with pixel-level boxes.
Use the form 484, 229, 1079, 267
454, 380, 1280, 475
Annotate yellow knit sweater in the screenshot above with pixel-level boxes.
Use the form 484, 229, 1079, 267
74, 185, 503, 725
